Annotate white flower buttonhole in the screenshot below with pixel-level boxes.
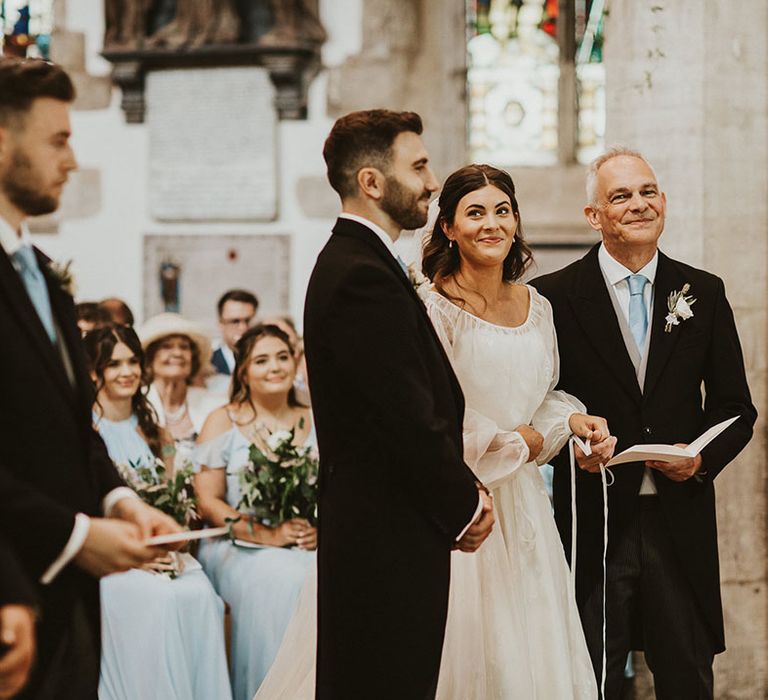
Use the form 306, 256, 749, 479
665, 283, 696, 333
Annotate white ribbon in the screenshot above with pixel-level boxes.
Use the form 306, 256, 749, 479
569, 437, 613, 700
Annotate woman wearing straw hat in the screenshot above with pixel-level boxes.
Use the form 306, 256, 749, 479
138, 313, 222, 464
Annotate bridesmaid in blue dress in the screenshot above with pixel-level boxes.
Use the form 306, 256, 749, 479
83, 326, 232, 700
194, 324, 317, 700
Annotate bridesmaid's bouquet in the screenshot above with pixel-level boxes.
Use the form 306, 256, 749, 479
115, 458, 199, 528
236, 420, 319, 525
115, 458, 199, 579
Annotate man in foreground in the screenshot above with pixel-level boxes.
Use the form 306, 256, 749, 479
0, 57, 179, 699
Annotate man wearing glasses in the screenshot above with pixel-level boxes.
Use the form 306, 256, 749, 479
212, 288, 259, 376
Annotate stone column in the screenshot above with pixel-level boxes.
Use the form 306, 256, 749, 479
604, 1, 768, 697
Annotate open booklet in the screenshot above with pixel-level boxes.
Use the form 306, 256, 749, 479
584, 415, 740, 467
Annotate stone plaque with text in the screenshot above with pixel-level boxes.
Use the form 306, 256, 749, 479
146, 67, 277, 221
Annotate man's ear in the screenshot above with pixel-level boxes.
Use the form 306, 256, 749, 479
583, 204, 602, 232
356, 167, 384, 201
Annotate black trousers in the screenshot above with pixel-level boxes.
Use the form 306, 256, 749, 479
580, 496, 714, 700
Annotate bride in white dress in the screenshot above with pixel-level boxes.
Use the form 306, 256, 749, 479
255, 165, 616, 699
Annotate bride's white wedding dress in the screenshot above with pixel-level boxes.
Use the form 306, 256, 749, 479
254, 285, 597, 699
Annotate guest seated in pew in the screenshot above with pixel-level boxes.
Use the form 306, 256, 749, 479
84, 325, 231, 700
138, 313, 222, 464
194, 324, 317, 700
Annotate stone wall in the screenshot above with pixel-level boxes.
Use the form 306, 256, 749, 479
604, 1, 768, 696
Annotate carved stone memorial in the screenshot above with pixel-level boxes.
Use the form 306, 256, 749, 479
146, 66, 277, 221
102, 0, 326, 122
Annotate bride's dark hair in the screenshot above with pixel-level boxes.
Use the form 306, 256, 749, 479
422, 164, 533, 298
84, 325, 164, 459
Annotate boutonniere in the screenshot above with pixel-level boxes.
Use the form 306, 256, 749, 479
664, 283, 696, 332
47, 259, 77, 297
407, 263, 431, 301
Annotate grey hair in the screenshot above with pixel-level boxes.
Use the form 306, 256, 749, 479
585, 146, 660, 205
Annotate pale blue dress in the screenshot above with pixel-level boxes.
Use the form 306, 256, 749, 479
194, 422, 316, 700
95, 414, 232, 700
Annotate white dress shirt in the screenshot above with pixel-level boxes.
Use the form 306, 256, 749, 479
0, 214, 139, 584
0, 214, 32, 258
597, 243, 658, 329
337, 213, 483, 537
597, 243, 659, 495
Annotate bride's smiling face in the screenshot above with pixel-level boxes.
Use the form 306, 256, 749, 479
442, 184, 518, 269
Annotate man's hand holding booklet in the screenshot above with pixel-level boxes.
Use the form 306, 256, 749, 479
606, 415, 739, 466
573, 415, 740, 480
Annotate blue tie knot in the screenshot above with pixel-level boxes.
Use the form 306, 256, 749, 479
627, 273, 648, 297
13, 245, 38, 275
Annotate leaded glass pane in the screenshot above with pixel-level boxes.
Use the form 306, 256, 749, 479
467, 0, 606, 167
468, 0, 560, 166
576, 0, 605, 164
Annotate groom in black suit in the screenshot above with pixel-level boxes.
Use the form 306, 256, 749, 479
304, 110, 494, 700
0, 58, 180, 700
532, 147, 756, 699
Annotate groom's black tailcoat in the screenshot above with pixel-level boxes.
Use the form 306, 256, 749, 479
0, 535, 35, 608
532, 245, 756, 660
304, 217, 480, 700
0, 244, 124, 699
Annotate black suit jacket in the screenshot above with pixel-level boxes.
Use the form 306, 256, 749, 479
211, 347, 231, 375
0, 244, 124, 694
0, 535, 36, 608
304, 217, 479, 699
531, 245, 756, 652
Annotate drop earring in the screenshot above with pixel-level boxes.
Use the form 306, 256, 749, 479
449, 240, 454, 249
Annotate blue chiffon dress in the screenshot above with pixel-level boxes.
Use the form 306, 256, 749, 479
194, 423, 315, 700
95, 414, 232, 700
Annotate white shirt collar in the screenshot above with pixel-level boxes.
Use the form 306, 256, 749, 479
338, 213, 401, 261
221, 344, 235, 372
598, 242, 658, 287
0, 215, 31, 257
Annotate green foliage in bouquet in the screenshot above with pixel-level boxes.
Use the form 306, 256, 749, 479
235, 420, 319, 525
116, 459, 199, 528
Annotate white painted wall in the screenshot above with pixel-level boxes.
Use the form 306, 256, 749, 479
37, 0, 364, 328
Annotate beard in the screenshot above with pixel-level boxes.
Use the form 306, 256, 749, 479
1, 148, 60, 217
380, 174, 431, 230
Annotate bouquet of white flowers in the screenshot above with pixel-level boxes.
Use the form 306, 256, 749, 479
235, 420, 319, 525
115, 458, 199, 528
115, 457, 199, 579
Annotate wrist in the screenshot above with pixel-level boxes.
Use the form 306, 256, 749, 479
567, 412, 585, 433
111, 496, 142, 520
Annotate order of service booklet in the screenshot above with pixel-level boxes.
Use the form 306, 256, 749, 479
594, 415, 741, 467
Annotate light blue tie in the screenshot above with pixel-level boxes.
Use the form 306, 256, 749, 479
396, 255, 409, 278
627, 273, 649, 351
12, 245, 57, 343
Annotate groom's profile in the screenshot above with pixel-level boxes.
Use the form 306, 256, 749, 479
304, 109, 493, 700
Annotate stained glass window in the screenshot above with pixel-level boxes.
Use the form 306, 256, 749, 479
467, 0, 605, 166
1, 1, 54, 59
